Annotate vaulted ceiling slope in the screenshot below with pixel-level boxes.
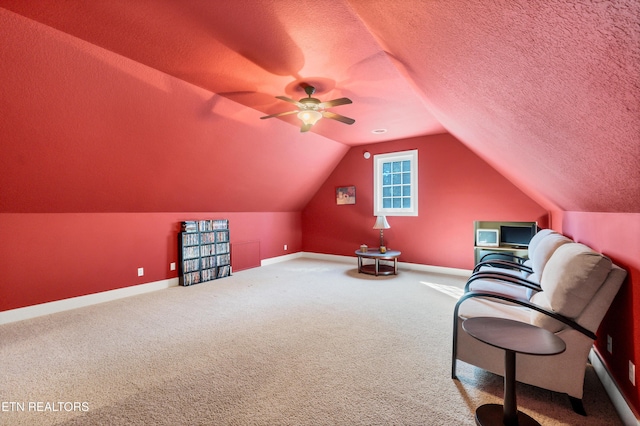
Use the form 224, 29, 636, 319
1, 1, 638, 213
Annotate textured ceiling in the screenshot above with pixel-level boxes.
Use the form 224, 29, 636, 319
1, 0, 638, 213
0, 0, 445, 145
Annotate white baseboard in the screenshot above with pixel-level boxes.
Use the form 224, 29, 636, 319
0, 278, 179, 325
1, 254, 468, 325
590, 349, 640, 425
260, 252, 305, 266
398, 260, 473, 277
299, 252, 355, 264
294, 251, 473, 276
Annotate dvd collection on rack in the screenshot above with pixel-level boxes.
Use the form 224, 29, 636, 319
182, 233, 199, 246
182, 258, 200, 273
179, 219, 231, 286
182, 219, 229, 233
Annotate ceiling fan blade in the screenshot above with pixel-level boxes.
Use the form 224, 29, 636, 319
300, 123, 313, 133
260, 110, 299, 120
276, 96, 304, 108
322, 111, 355, 125
318, 97, 352, 109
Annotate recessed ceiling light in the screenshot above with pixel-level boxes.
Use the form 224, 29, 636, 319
372, 129, 387, 134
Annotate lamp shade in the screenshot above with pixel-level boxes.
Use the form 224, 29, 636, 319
297, 110, 323, 126
373, 215, 390, 230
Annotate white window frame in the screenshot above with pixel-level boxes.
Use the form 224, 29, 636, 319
373, 149, 418, 217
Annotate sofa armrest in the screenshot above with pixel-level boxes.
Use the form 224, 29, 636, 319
465, 272, 542, 293
454, 291, 596, 340
473, 259, 534, 274
479, 252, 529, 264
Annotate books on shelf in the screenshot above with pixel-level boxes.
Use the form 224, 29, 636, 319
178, 219, 231, 286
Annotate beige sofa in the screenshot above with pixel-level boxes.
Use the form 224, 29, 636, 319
469, 230, 573, 301
452, 238, 627, 415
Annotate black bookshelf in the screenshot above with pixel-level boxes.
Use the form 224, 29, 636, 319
179, 219, 231, 286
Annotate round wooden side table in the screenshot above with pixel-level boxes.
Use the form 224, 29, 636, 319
355, 249, 401, 276
462, 316, 566, 426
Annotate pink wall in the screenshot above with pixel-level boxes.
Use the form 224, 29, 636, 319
302, 134, 548, 270
0, 212, 301, 312
561, 212, 640, 416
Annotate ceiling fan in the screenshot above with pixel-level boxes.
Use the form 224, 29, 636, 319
260, 85, 355, 132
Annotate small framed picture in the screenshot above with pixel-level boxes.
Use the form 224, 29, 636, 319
336, 186, 356, 205
476, 229, 499, 247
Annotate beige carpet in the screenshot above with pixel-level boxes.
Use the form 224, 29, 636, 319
0, 258, 621, 425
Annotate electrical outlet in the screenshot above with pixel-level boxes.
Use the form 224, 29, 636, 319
137, 267, 144, 277
170, 262, 176, 271
607, 335, 612, 354
284, 244, 288, 250
630, 361, 636, 386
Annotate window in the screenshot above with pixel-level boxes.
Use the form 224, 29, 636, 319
373, 149, 418, 216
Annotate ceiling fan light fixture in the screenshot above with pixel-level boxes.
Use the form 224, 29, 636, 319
262, 85, 354, 132
297, 110, 323, 126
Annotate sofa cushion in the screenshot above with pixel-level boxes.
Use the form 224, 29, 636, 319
539, 243, 612, 318
529, 292, 565, 332
458, 296, 531, 324
467, 278, 534, 301
527, 229, 557, 258
531, 233, 572, 278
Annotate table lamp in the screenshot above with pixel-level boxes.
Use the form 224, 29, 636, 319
373, 216, 390, 252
